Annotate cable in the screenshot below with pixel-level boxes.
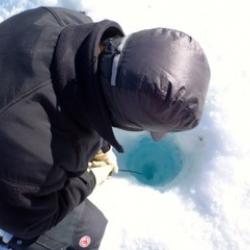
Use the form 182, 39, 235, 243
119, 169, 143, 176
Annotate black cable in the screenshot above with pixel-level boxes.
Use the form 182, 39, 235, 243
119, 169, 143, 176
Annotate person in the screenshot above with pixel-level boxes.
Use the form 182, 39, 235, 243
0, 6, 210, 250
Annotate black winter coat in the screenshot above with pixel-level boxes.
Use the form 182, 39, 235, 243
0, 7, 123, 239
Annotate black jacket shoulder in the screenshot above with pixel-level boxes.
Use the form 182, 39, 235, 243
0, 6, 92, 113
42, 6, 93, 25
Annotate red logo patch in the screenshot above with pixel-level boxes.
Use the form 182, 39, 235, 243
79, 235, 91, 248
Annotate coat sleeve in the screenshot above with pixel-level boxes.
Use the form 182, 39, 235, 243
0, 171, 96, 239
56, 171, 96, 222
0, 82, 98, 239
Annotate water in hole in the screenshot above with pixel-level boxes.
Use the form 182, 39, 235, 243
117, 135, 184, 187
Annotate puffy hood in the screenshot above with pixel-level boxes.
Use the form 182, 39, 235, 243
99, 28, 211, 139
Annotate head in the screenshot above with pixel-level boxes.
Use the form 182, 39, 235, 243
98, 28, 210, 140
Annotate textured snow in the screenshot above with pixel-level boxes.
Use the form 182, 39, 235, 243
0, 0, 250, 249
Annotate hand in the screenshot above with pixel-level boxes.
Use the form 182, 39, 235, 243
88, 147, 119, 174
89, 165, 113, 186
88, 147, 119, 186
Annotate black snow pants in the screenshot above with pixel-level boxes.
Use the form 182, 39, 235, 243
4, 200, 107, 250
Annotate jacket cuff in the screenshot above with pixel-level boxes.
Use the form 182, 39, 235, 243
80, 170, 96, 194
101, 140, 111, 153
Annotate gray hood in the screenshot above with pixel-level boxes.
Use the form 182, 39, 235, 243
100, 28, 211, 139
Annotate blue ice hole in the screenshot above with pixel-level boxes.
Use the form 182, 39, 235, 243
117, 135, 184, 187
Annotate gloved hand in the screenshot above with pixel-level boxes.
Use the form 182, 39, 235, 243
88, 147, 119, 174
88, 147, 119, 186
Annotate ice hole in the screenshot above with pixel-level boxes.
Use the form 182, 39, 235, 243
117, 135, 184, 187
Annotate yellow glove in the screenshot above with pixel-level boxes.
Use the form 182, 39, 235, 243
88, 165, 113, 186
88, 147, 119, 174
88, 147, 119, 185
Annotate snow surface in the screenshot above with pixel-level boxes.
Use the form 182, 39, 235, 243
1, 0, 250, 249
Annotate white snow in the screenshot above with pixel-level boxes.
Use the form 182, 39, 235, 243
1, 0, 250, 249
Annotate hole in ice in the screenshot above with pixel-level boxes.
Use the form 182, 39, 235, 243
118, 135, 183, 187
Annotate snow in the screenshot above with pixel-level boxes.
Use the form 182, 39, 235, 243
1, 0, 250, 249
